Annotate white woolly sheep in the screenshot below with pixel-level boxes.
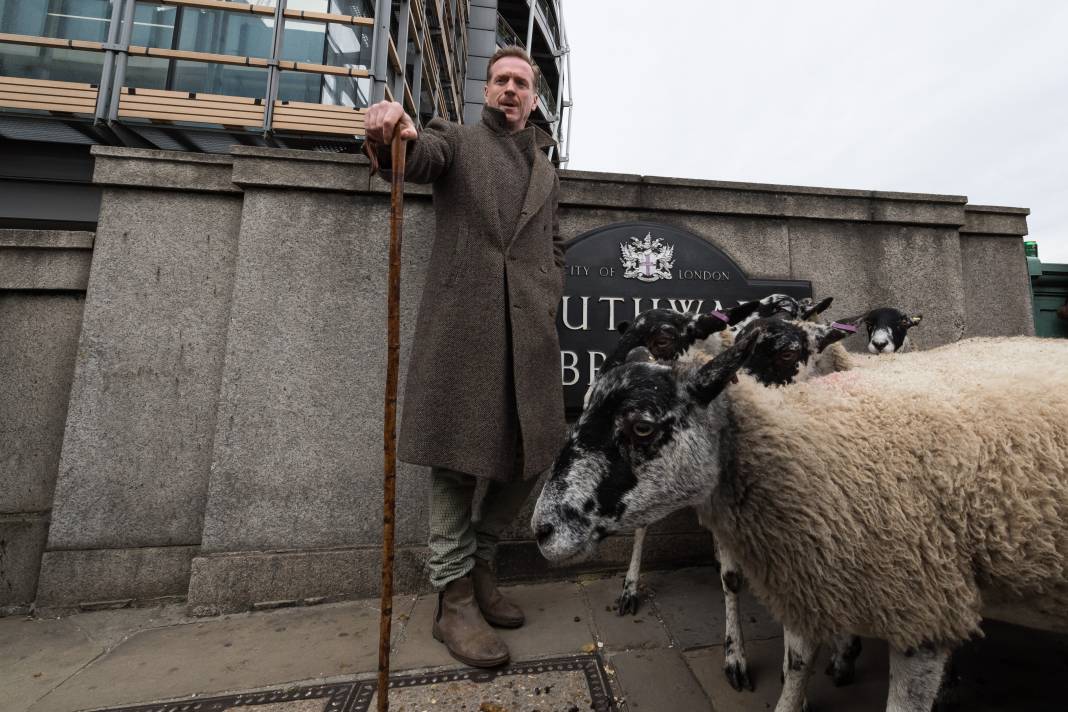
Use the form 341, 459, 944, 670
533, 332, 1068, 712
594, 297, 855, 692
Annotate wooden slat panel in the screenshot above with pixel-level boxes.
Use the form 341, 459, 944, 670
148, 0, 374, 26
272, 121, 365, 136
285, 61, 369, 78
0, 76, 96, 91
152, 0, 273, 17
119, 99, 264, 123
119, 108, 263, 127
121, 94, 263, 115
128, 45, 270, 68
388, 37, 401, 72
0, 85, 97, 99
0, 32, 104, 51
283, 9, 374, 27
0, 97, 96, 113
272, 103, 365, 117
121, 103, 265, 123
271, 97, 366, 112
120, 86, 262, 105
270, 112, 363, 129
273, 110, 365, 125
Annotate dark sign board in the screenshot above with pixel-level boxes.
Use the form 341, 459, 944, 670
557, 221, 813, 414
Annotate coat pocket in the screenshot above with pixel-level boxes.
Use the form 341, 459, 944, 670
442, 227, 469, 287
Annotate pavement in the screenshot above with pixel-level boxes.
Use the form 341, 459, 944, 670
4, 565, 1068, 712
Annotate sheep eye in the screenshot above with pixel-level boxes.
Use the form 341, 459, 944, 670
632, 421, 655, 439
776, 351, 799, 364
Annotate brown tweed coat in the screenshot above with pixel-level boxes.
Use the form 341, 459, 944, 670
381, 106, 567, 481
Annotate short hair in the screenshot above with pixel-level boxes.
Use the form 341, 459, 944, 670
486, 46, 540, 84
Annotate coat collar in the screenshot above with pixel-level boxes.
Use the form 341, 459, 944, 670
480, 105, 557, 249
481, 105, 557, 151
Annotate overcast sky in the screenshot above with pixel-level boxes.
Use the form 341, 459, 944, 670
561, 1, 1068, 263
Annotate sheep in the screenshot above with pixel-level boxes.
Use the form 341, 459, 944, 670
592, 304, 856, 692
596, 296, 826, 610
860, 307, 923, 353
533, 330, 1068, 712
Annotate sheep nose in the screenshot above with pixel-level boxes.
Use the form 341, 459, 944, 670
535, 523, 555, 545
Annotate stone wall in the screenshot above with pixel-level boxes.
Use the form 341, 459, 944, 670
0, 229, 92, 614
5, 146, 1033, 614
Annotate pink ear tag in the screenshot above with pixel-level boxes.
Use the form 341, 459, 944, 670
709, 310, 730, 323
830, 321, 858, 333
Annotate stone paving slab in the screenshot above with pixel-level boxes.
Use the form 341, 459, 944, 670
577, 576, 671, 652
25, 598, 416, 712
1, 616, 107, 712
608, 648, 710, 711
645, 566, 781, 649
391, 581, 594, 672
684, 637, 889, 712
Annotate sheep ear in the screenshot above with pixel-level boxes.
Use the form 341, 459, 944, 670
625, 346, 655, 364
616, 321, 631, 334
908, 314, 923, 328
691, 310, 732, 339
816, 324, 853, 352
689, 331, 758, 406
802, 296, 834, 321
726, 300, 761, 326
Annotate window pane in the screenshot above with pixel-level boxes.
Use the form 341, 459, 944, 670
177, 8, 275, 59
171, 60, 267, 99
124, 56, 168, 90
0, 0, 114, 43
276, 71, 321, 103
281, 19, 326, 64
0, 44, 103, 84
129, 4, 176, 49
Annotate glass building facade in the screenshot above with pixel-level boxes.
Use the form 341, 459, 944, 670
0, 1, 571, 231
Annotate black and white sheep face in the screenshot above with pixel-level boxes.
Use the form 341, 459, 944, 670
532, 342, 755, 563
735, 317, 851, 386
864, 307, 922, 353
601, 302, 760, 374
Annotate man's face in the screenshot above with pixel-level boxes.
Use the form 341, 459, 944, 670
484, 56, 537, 132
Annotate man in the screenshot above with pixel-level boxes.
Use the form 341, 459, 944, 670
365, 47, 566, 668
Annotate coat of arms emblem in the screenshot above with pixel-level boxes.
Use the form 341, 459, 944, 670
620, 233, 675, 282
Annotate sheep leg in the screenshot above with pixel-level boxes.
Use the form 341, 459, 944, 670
886, 644, 949, 712
616, 526, 646, 615
825, 633, 863, 686
775, 627, 821, 712
717, 540, 753, 691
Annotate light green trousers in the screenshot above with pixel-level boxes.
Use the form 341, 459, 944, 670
427, 467, 541, 590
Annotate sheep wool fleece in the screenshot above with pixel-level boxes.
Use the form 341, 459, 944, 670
388, 106, 567, 482
711, 336, 1068, 651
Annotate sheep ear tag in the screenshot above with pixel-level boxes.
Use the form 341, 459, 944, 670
830, 321, 858, 333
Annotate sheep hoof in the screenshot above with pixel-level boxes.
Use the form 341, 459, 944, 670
724, 661, 754, 691
616, 590, 641, 616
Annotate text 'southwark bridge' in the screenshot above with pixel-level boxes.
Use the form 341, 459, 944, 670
557, 221, 813, 414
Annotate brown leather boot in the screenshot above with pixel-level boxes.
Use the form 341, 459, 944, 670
432, 575, 510, 668
471, 558, 525, 628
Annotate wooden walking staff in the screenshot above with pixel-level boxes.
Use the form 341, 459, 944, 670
375, 130, 407, 712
